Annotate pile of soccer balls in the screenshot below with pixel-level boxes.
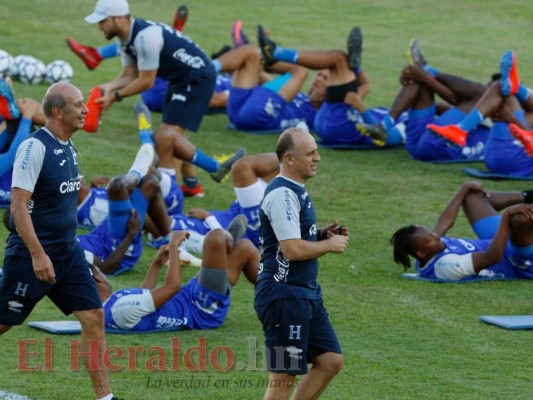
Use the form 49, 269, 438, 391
0, 49, 74, 85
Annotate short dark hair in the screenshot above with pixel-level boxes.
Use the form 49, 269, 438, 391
42, 90, 67, 118
391, 224, 418, 270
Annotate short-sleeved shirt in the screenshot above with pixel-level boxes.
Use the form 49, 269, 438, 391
6, 127, 82, 258
416, 237, 524, 280
255, 176, 321, 306
120, 18, 214, 84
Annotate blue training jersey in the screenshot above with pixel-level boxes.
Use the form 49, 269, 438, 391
484, 119, 533, 177
227, 87, 317, 131
416, 237, 518, 280
0, 171, 11, 207
77, 219, 143, 276
103, 278, 230, 331
77, 187, 109, 229
255, 176, 321, 306
171, 201, 261, 247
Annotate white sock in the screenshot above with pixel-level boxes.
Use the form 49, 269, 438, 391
128, 143, 154, 180
159, 171, 172, 198
97, 394, 114, 400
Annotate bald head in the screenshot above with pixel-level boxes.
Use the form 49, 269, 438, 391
276, 127, 320, 183
276, 127, 313, 162
42, 82, 82, 118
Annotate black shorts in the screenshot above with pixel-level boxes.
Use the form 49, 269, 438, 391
255, 297, 342, 375
0, 243, 102, 326
162, 72, 216, 132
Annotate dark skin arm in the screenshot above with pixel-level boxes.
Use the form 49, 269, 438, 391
432, 182, 488, 236
401, 65, 460, 106
471, 204, 533, 272
92, 210, 141, 274
142, 231, 189, 309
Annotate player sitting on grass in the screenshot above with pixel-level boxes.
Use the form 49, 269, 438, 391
391, 181, 533, 281
92, 226, 258, 332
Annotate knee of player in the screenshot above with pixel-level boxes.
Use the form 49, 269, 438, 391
139, 173, 161, 192
509, 212, 532, 231
323, 353, 344, 375
204, 229, 228, 252
230, 155, 251, 179
77, 308, 105, 336
107, 175, 130, 197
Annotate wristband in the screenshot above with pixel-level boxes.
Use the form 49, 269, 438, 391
114, 91, 123, 102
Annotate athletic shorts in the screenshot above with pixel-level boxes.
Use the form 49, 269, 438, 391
255, 297, 342, 375
162, 72, 216, 131
0, 242, 102, 326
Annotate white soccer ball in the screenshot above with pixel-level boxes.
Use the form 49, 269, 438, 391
46, 60, 74, 84
18, 56, 46, 85
0, 50, 14, 78
9, 54, 31, 80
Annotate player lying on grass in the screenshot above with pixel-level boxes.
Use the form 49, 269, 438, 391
77, 144, 171, 275
426, 50, 533, 175
257, 24, 406, 147
391, 181, 533, 281
357, 40, 489, 160
92, 227, 258, 332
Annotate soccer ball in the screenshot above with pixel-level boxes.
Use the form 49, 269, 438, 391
18, 56, 46, 85
0, 49, 14, 78
46, 60, 74, 84
9, 54, 30, 80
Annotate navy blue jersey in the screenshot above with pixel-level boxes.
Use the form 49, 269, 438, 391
6, 128, 81, 258
255, 176, 321, 305
121, 19, 214, 83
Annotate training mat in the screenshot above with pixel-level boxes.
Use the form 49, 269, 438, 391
401, 273, 519, 283
29, 321, 184, 334
226, 123, 282, 135
316, 141, 377, 149
479, 315, 533, 330
430, 157, 484, 164
461, 167, 533, 181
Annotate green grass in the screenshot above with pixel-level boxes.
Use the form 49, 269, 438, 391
1, 0, 533, 399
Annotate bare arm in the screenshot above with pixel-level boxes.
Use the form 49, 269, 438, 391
98, 67, 157, 111
355, 69, 372, 100
433, 182, 489, 236
471, 204, 533, 272
11, 188, 56, 284
93, 210, 141, 275
98, 65, 139, 94
403, 65, 459, 105
140, 245, 170, 290
148, 231, 189, 309
280, 235, 348, 261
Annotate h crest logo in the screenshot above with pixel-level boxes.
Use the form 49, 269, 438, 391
15, 282, 29, 297
288, 325, 301, 340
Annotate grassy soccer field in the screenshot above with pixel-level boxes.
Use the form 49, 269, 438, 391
1, 0, 533, 399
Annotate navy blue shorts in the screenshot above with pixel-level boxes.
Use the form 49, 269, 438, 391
255, 297, 342, 375
162, 72, 216, 132
0, 242, 102, 326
